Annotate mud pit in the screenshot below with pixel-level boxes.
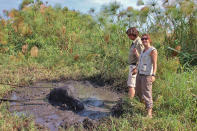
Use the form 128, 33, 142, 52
8, 80, 120, 130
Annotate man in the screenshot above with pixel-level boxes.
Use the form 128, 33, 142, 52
126, 27, 144, 98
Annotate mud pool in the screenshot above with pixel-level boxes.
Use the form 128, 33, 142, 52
8, 80, 120, 130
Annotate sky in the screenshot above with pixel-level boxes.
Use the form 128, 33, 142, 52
0, 0, 144, 16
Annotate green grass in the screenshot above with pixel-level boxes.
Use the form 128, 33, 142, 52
0, 103, 37, 131
96, 67, 197, 131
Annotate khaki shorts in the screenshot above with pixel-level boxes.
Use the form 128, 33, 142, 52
127, 65, 137, 88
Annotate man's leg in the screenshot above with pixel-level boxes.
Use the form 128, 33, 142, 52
127, 65, 137, 99
147, 108, 152, 118
128, 87, 135, 98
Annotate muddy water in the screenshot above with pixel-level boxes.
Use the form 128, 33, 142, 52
9, 80, 120, 130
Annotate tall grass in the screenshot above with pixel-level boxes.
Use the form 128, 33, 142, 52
97, 67, 197, 130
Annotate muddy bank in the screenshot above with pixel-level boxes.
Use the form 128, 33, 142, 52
8, 80, 121, 130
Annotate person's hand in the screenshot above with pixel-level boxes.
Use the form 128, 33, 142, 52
132, 68, 137, 75
133, 48, 139, 57
152, 76, 156, 82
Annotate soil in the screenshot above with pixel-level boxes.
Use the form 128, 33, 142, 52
7, 80, 121, 131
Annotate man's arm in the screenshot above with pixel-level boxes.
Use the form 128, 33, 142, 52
133, 48, 139, 60
137, 42, 144, 54
134, 42, 144, 60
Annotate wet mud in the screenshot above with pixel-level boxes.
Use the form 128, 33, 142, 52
8, 80, 121, 130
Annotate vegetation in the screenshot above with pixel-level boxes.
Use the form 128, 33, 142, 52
0, 0, 196, 130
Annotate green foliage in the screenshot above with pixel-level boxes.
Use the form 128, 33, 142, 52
149, 0, 197, 66
20, 0, 34, 8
